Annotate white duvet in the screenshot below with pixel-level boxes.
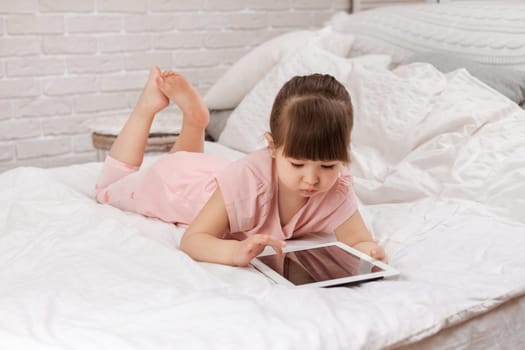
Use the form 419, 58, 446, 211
1, 60, 525, 350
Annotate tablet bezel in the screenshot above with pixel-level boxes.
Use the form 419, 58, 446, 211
250, 241, 399, 288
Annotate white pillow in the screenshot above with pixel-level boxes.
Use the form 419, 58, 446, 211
348, 61, 525, 212
348, 62, 519, 184
217, 41, 394, 154
204, 30, 317, 110
204, 27, 355, 111
349, 63, 446, 172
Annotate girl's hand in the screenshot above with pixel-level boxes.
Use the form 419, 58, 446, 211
353, 241, 388, 263
369, 245, 387, 263
232, 234, 286, 267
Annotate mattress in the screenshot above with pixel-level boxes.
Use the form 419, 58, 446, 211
1, 137, 525, 349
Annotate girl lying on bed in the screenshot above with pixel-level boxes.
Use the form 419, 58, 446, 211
95, 65, 387, 266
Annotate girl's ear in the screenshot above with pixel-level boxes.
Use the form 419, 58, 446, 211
265, 132, 275, 149
264, 133, 277, 157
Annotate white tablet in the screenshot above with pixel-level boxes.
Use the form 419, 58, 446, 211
251, 241, 399, 288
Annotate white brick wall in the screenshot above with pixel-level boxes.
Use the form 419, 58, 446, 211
0, 0, 350, 172
353, 0, 486, 12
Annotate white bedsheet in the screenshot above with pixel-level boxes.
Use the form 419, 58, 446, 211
1, 62, 525, 350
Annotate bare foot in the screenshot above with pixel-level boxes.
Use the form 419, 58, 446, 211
156, 70, 209, 128
135, 65, 169, 115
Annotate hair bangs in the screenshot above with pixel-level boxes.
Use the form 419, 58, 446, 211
281, 97, 350, 163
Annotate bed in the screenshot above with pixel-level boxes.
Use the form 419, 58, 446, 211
1, 1, 525, 349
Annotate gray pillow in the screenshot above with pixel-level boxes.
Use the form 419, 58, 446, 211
403, 52, 525, 105
206, 109, 233, 141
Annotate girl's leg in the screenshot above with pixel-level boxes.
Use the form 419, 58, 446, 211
94, 157, 142, 211
109, 65, 169, 166
156, 71, 209, 153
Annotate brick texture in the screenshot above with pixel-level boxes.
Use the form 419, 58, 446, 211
0, 0, 351, 172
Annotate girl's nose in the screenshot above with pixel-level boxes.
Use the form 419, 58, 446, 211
303, 171, 319, 185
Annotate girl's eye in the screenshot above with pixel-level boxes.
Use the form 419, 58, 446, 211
290, 162, 304, 168
321, 165, 336, 169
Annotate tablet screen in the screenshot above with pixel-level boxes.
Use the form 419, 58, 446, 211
257, 244, 383, 286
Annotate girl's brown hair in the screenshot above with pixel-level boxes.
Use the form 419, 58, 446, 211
269, 74, 353, 163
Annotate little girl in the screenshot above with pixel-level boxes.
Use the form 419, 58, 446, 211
95, 65, 387, 267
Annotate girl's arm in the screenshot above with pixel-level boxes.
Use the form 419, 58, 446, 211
180, 186, 285, 267
335, 210, 387, 262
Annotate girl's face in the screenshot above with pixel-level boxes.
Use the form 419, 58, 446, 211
273, 147, 342, 198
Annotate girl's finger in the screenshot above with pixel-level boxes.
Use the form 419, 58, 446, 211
371, 248, 384, 258
267, 239, 285, 255
253, 234, 285, 255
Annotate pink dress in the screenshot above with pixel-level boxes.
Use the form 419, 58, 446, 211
95, 148, 358, 240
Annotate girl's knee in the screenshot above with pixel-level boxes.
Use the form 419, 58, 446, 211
95, 186, 110, 204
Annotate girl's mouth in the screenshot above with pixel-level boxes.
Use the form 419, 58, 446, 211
300, 189, 317, 195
